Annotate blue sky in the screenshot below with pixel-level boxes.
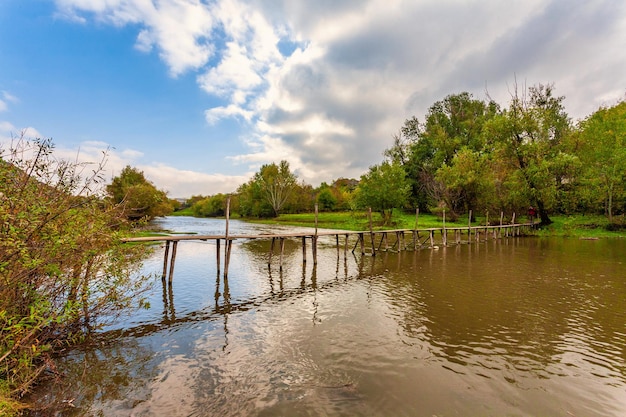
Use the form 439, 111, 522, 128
2, 0, 625, 198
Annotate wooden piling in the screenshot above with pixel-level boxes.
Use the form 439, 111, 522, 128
313, 204, 319, 264
216, 239, 221, 272
279, 238, 285, 269
268, 237, 275, 267
368, 207, 375, 256
168, 241, 178, 284
442, 209, 447, 246
224, 197, 232, 278
162, 240, 171, 280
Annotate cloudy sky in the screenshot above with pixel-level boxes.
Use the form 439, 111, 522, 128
1, 0, 625, 198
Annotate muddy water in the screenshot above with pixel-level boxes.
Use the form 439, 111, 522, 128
30, 217, 626, 416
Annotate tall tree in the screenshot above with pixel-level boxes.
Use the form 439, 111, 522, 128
355, 161, 410, 225
575, 100, 626, 221
254, 161, 298, 216
486, 83, 573, 225
435, 147, 496, 219
386, 92, 498, 212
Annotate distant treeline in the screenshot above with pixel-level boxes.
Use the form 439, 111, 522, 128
182, 83, 626, 226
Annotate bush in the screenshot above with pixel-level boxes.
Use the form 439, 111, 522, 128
0, 137, 150, 408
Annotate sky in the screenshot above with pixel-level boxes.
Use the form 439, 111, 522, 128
1, 0, 625, 198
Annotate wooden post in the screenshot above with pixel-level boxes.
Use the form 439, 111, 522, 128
429, 230, 434, 247
313, 204, 318, 264
268, 237, 275, 267
415, 208, 419, 230
360, 233, 365, 255
344, 234, 349, 257
216, 239, 221, 272
224, 197, 232, 278
224, 240, 233, 278
484, 211, 489, 237
168, 241, 178, 284
162, 240, 171, 280
468, 209, 472, 242
279, 238, 285, 269
368, 207, 376, 256
302, 236, 307, 264
443, 209, 447, 246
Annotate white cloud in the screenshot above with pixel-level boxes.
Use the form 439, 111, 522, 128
52, 0, 626, 189
56, 0, 216, 76
205, 104, 253, 125
0, 91, 18, 113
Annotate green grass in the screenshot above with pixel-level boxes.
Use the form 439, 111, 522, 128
0, 382, 24, 417
247, 211, 626, 238
250, 210, 482, 231
533, 214, 626, 239
170, 207, 194, 216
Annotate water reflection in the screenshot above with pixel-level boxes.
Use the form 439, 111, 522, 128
26, 218, 626, 417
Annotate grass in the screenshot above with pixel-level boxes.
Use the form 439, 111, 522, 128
250, 210, 496, 231
247, 210, 626, 238
171, 207, 194, 216
0, 383, 24, 417
533, 214, 626, 239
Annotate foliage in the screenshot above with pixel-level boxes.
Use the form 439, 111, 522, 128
317, 186, 338, 211
486, 83, 574, 224
191, 193, 228, 217
106, 165, 174, 221
355, 161, 410, 225
236, 161, 298, 217
386, 92, 499, 212
0, 137, 149, 405
574, 100, 626, 221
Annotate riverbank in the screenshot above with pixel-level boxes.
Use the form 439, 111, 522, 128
171, 209, 626, 238
244, 211, 626, 239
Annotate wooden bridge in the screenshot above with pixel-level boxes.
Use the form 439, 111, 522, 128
122, 215, 534, 282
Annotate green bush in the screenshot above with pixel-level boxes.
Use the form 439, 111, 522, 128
1, 137, 150, 409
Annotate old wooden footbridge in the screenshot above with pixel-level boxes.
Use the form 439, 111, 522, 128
122, 206, 535, 281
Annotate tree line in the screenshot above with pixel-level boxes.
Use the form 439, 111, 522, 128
187, 83, 626, 227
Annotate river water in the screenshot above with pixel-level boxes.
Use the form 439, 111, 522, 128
30, 216, 626, 416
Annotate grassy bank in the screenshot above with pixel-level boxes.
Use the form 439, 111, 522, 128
246, 211, 626, 238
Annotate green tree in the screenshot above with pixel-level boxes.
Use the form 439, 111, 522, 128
0, 137, 149, 406
244, 160, 298, 217
575, 100, 626, 221
355, 161, 410, 225
435, 147, 496, 219
486, 83, 574, 225
386, 92, 499, 212
106, 166, 173, 221
191, 193, 228, 217
236, 180, 274, 218
317, 183, 337, 211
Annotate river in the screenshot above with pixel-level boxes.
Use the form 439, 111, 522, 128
29, 216, 626, 416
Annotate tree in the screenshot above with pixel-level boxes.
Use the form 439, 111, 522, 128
386, 92, 499, 212
486, 83, 574, 225
575, 100, 626, 221
253, 161, 298, 216
435, 147, 496, 219
0, 137, 149, 403
191, 193, 228, 217
106, 165, 173, 221
355, 161, 410, 225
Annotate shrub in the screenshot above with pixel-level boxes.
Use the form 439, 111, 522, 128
0, 136, 150, 407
